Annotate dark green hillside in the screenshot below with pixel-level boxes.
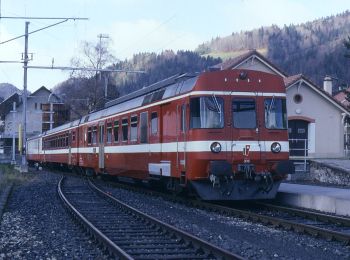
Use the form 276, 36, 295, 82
197, 11, 350, 87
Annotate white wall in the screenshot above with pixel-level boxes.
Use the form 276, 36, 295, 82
287, 82, 345, 158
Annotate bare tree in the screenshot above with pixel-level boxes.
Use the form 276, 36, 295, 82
70, 38, 117, 111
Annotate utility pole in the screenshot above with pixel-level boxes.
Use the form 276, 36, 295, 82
11, 101, 16, 165
97, 34, 109, 100
21, 21, 29, 173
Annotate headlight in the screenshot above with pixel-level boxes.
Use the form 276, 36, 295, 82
210, 142, 222, 153
271, 142, 281, 153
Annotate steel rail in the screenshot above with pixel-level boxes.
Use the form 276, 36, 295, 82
57, 176, 133, 259
99, 179, 350, 245
0, 183, 13, 222
88, 179, 244, 260
255, 202, 350, 227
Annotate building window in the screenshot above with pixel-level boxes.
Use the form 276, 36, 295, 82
114, 120, 119, 143
151, 112, 158, 135
35, 103, 37, 110
106, 123, 112, 143
122, 118, 128, 142
293, 94, 303, 104
130, 115, 138, 141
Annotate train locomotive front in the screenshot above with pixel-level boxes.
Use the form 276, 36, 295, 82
183, 69, 294, 200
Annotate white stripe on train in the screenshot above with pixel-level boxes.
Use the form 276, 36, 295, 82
34, 140, 289, 155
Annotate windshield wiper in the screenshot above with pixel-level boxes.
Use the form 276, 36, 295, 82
212, 93, 222, 122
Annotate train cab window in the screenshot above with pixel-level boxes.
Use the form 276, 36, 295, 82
151, 112, 158, 135
106, 123, 112, 143
264, 98, 287, 129
233, 98, 256, 129
87, 127, 92, 144
130, 115, 138, 141
114, 120, 119, 143
92, 126, 97, 144
122, 118, 128, 142
190, 96, 224, 129
140, 112, 148, 143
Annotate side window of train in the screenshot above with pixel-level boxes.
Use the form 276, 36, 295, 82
140, 112, 148, 143
92, 126, 97, 144
99, 124, 105, 144
114, 120, 119, 143
181, 104, 186, 132
87, 127, 92, 144
232, 98, 256, 129
130, 115, 138, 141
106, 123, 112, 143
151, 112, 158, 135
122, 118, 128, 142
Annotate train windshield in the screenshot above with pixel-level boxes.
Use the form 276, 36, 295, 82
232, 98, 256, 128
264, 98, 287, 129
190, 96, 224, 129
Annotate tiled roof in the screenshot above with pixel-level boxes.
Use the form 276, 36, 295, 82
283, 74, 303, 87
333, 87, 350, 107
210, 49, 288, 77
285, 74, 350, 113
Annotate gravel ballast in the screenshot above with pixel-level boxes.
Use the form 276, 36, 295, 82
99, 180, 350, 260
1, 170, 350, 259
0, 171, 108, 259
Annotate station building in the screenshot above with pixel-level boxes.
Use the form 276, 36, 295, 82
212, 50, 350, 159
0, 86, 69, 158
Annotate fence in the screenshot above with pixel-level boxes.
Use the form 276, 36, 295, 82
288, 138, 309, 172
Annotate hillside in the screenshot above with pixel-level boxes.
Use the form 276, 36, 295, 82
197, 10, 350, 87
0, 83, 21, 102
54, 10, 350, 118
54, 50, 221, 117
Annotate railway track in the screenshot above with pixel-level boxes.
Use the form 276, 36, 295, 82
96, 179, 350, 245
58, 175, 243, 259
0, 183, 13, 222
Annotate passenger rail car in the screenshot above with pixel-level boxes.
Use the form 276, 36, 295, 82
27, 69, 294, 200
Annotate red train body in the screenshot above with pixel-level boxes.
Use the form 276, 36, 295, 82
27, 69, 294, 200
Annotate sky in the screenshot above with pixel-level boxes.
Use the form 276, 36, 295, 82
0, 0, 349, 92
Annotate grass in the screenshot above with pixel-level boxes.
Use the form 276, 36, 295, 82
0, 164, 31, 190
203, 48, 268, 61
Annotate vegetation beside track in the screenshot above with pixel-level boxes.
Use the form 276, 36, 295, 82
0, 164, 31, 189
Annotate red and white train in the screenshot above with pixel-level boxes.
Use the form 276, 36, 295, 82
27, 69, 294, 200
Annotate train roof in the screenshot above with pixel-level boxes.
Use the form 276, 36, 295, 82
35, 72, 198, 138
80, 72, 198, 124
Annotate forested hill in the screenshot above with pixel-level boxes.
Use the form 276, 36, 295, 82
196, 10, 350, 87
54, 10, 350, 118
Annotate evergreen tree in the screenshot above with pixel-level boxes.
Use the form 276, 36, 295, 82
344, 36, 350, 58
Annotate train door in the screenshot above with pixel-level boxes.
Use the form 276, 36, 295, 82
231, 96, 261, 164
98, 122, 105, 169
68, 130, 72, 165
140, 111, 149, 167
177, 104, 187, 181
160, 103, 176, 176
